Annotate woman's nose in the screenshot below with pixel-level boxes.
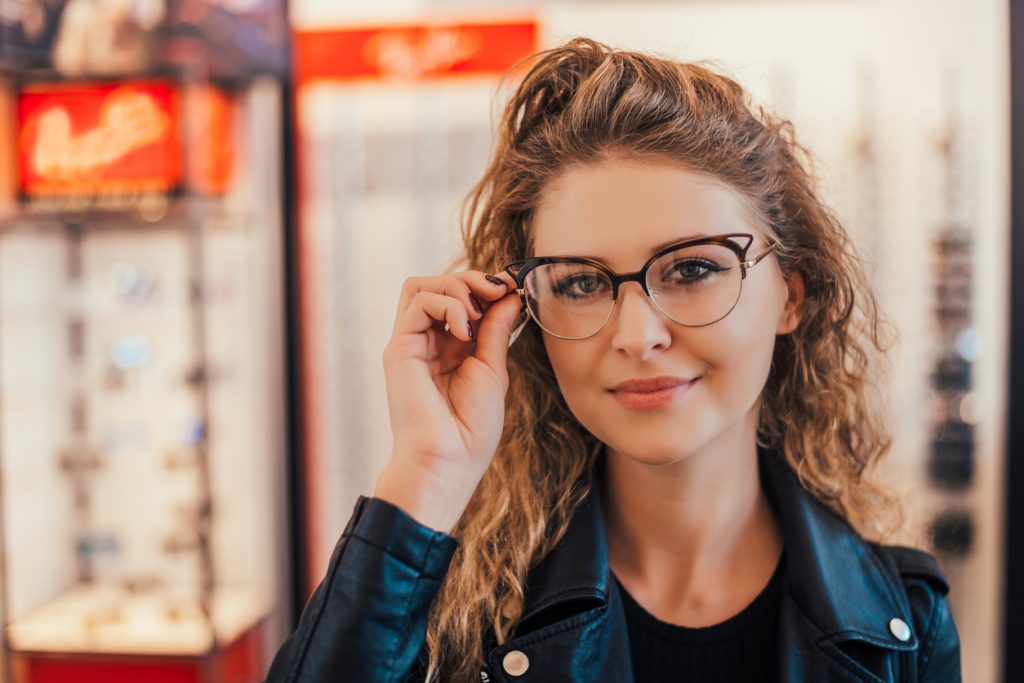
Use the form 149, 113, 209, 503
608, 281, 672, 358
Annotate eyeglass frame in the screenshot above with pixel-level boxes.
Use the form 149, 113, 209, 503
501, 232, 780, 340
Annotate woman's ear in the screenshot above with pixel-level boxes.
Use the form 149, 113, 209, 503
777, 270, 806, 335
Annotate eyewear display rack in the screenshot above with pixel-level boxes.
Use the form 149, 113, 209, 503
0, 195, 261, 683
0, 12, 290, 679
924, 76, 978, 574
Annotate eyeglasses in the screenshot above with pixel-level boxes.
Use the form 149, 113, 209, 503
502, 233, 779, 341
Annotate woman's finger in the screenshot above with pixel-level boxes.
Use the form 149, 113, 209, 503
395, 291, 474, 342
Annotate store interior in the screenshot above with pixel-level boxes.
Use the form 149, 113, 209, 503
0, 1, 1020, 682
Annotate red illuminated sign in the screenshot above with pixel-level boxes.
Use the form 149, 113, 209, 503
294, 20, 539, 82
18, 82, 183, 200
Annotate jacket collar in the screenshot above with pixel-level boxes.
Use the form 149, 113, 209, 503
519, 444, 918, 651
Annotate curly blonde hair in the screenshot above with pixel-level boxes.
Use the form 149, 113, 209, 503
424, 37, 900, 682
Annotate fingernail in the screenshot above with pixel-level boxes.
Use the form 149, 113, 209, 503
485, 274, 507, 288
470, 295, 483, 315
466, 321, 475, 340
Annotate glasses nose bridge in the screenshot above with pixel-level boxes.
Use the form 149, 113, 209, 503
612, 269, 652, 299
608, 269, 661, 327
601, 267, 673, 343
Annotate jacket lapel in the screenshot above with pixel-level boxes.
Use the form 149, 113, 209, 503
517, 482, 610, 629
488, 457, 634, 682
488, 446, 918, 683
758, 447, 918, 681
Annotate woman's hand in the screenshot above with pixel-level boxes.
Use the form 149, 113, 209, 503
374, 269, 523, 533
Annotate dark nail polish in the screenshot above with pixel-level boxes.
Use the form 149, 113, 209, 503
485, 274, 507, 287
470, 295, 483, 315
467, 322, 475, 340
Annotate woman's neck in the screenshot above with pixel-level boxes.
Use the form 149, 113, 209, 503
599, 432, 784, 627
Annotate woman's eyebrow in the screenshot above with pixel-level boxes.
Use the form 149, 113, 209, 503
554, 233, 711, 263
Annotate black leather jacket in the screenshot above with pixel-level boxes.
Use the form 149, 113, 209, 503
264, 446, 961, 682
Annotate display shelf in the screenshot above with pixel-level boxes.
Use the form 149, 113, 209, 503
8, 583, 268, 656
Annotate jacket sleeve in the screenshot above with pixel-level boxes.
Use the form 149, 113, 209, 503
263, 495, 460, 683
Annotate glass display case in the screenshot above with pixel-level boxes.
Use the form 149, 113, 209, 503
0, 7, 290, 681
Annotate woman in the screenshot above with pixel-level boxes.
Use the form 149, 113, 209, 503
265, 38, 961, 682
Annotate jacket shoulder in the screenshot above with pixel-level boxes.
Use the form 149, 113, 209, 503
877, 544, 950, 595
874, 544, 962, 681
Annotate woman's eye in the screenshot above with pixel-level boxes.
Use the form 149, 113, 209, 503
555, 274, 605, 297
671, 259, 717, 280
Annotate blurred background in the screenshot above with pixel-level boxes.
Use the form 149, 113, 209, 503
0, 0, 1019, 681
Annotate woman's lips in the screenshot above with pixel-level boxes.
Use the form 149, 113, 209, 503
610, 379, 698, 410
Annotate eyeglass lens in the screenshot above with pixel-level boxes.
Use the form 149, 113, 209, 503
523, 242, 742, 339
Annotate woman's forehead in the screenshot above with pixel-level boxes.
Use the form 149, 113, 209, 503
532, 161, 765, 264
530, 159, 765, 261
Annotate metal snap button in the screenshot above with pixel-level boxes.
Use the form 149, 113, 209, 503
889, 617, 912, 642
502, 650, 530, 676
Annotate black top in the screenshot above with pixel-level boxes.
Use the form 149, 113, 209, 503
613, 551, 785, 682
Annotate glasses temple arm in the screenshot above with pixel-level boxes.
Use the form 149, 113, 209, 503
741, 240, 780, 268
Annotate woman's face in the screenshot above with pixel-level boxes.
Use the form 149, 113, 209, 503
531, 159, 804, 465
